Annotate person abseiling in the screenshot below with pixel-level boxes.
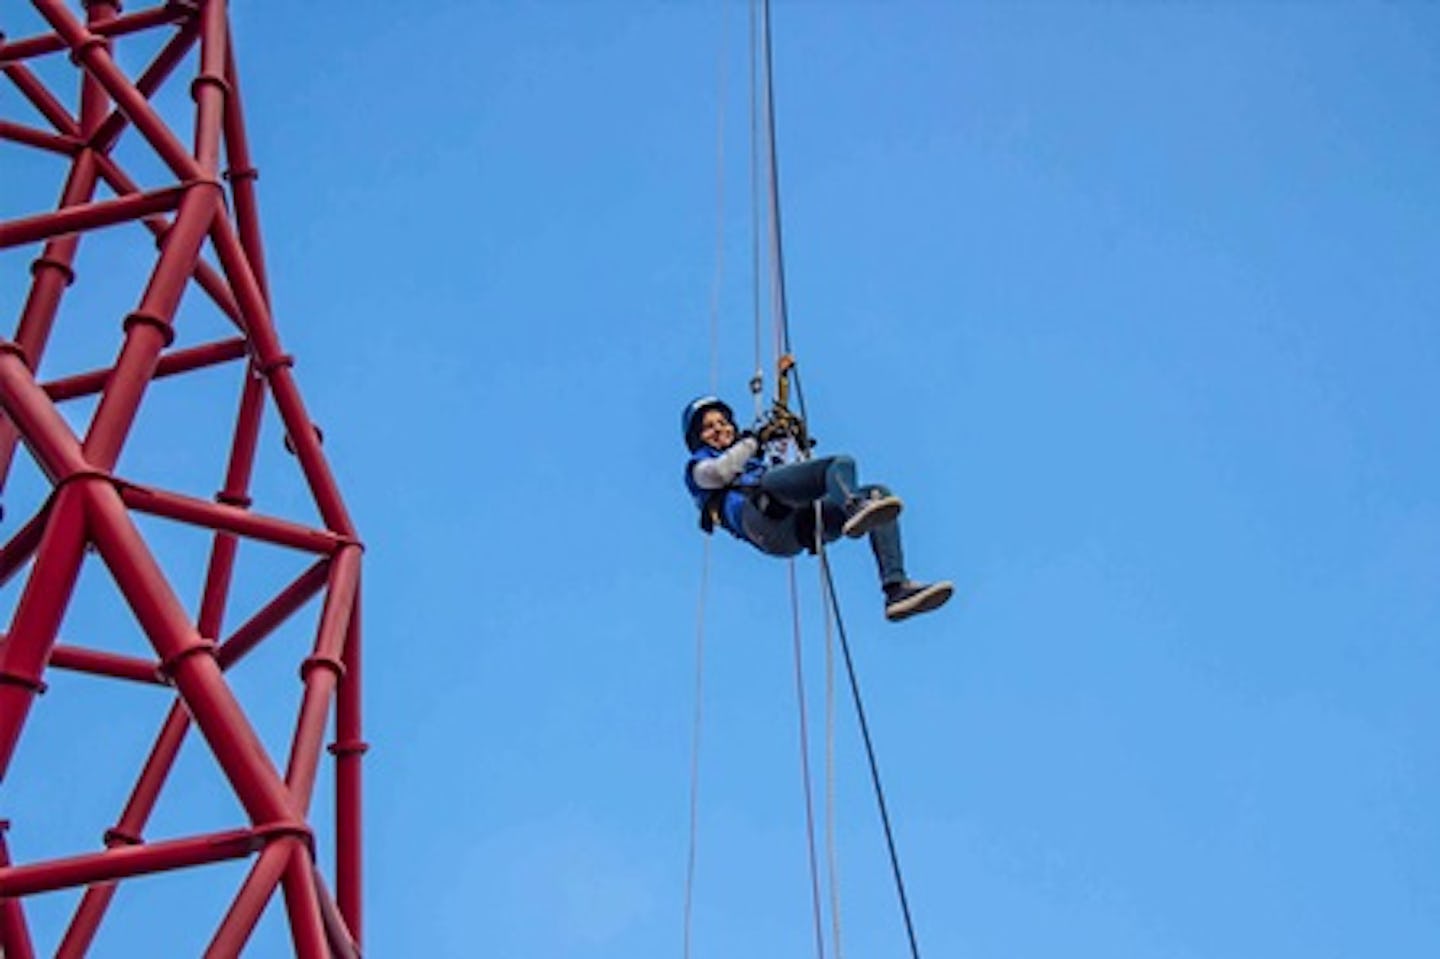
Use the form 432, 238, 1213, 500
681, 395, 953, 622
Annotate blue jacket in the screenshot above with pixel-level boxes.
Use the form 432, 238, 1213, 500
684, 445, 767, 542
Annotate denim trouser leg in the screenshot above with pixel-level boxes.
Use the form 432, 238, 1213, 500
760, 455, 857, 511
760, 456, 907, 588
849, 483, 906, 587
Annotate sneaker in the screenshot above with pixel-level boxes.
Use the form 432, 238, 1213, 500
842, 493, 903, 538
884, 580, 953, 622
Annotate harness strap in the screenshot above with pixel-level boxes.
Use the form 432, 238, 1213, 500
698, 489, 726, 534
696, 484, 792, 536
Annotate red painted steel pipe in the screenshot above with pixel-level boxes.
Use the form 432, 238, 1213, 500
0, 506, 50, 590
216, 359, 267, 511
33, 0, 203, 182
55, 887, 109, 959
314, 870, 360, 959
209, 220, 356, 537
121, 486, 342, 554
18, 153, 100, 345
79, 2, 121, 139
58, 703, 191, 956
285, 548, 360, 815
192, 0, 228, 177
111, 704, 192, 844
14, 157, 92, 363
0, 120, 77, 154
0, 347, 101, 482
207, 839, 294, 957
222, 48, 270, 299
0, 186, 185, 250
0, 827, 257, 898
89, 152, 246, 326
48, 645, 163, 685
279, 850, 329, 959
0, 351, 102, 777
217, 560, 330, 670
334, 596, 366, 941
0, 490, 89, 778
2, 62, 79, 135
42, 337, 248, 402
196, 371, 267, 639
91, 18, 201, 154
0, 149, 103, 488
87, 486, 300, 828
83, 187, 221, 470
0, 823, 37, 959
0, 6, 190, 65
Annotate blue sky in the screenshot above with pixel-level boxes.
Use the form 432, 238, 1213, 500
3, 1, 1439, 956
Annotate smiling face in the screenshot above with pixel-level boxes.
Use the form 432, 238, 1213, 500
698, 408, 736, 450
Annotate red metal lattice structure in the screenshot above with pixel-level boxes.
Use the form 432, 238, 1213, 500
0, 1, 364, 954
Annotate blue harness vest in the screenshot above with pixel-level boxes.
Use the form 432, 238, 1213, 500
684, 447, 768, 543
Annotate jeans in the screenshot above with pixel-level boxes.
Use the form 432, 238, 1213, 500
739, 455, 907, 587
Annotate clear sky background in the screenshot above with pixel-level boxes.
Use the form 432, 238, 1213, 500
2, 1, 1439, 956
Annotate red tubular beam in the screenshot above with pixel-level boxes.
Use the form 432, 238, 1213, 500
210, 220, 356, 537
197, 372, 267, 642
79, 2, 121, 138
217, 560, 331, 670
113, 704, 192, 847
222, 48, 270, 299
0, 347, 99, 482
314, 871, 360, 959
49, 644, 163, 685
0, 149, 102, 490
219, 365, 270, 514
2, 63, 79, 135
0, 359, 95, 778
56, 884, 110, 959
92, 18, 201, 153
0, 490, 89, 779
0, 186, 184, 250
43, 338, 248, 402
0, 6, 191, 65
0, 828, 257, 898
280, 851, 329, 959
0, 506, 51, 590
86, 485, 298, 827
333, 596, 366, 941
207, 840, 293, 958
82, 185, 220, 471
59, 703, 192, 957
14, 139, 94, 367
33, 0, 200, 181
0, 120, 78, 154
89, 153, 246, 327
198, 520, 243, 641
192, 0, 228, 176
121, 486, 342, 554
0, 823, 37, 959
285, 548, 360, 814
288, 680, 338, 816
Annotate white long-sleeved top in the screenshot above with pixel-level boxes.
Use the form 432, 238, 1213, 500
689, 436, 760, 489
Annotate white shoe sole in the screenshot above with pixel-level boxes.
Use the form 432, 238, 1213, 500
842, 495, 903, 538
884, 581, 954, 622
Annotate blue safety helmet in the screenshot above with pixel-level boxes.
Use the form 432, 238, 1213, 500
682, 395, 735, 451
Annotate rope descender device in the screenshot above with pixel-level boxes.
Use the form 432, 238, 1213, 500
767, 353, 814, 453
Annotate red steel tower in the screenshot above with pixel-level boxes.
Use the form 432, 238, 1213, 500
0, 2, 365, 954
